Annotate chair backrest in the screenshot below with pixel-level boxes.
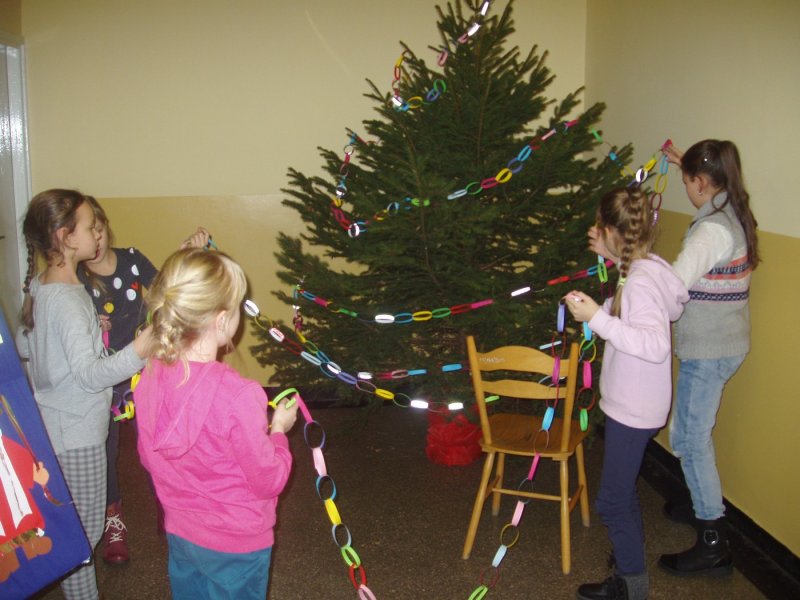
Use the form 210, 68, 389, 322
466, 336, 580, 453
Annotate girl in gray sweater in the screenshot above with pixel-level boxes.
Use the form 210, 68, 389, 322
16, 189, 151, 600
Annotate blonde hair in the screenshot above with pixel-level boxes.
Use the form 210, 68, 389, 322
146, 248, 248, 364
21, 189, 91, 331
596, 188, 656, 317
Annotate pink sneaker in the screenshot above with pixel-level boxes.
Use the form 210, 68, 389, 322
102, 501, 130, 565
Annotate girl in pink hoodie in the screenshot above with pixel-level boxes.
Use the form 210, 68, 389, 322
135, 248, 298, 600
565, 188, 688, 600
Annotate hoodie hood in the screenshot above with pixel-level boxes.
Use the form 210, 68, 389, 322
637, 254, 689, 321
146, 361, 222, 460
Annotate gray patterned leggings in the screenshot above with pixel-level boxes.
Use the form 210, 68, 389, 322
57, 445, 107, 600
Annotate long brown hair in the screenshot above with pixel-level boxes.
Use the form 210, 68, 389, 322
20, 189, 89, 331
680, 139, 760, 270
596, 188, 656, 317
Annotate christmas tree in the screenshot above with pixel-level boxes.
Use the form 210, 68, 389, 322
250, 0, 632, 407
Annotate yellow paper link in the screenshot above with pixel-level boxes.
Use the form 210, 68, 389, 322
654, 173, 668, 194
324, 498, 342, 526
500, 523, 521, 548
374, 388, 395, 400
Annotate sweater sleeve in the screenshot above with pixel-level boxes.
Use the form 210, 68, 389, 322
57, 291, 145, 392
15, 326, 30, 359
589, 277, 671, 364
229, 383, 293, 500
672, 221, 733, 288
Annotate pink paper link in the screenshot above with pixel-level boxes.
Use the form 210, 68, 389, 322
527, 452, 541, 479
583, 361, 592, 388
358, 585, 377, 600
312, 446, 327, 478
295, 393, 313, 424
470, 299, 494, 310
511, 500, 525, 527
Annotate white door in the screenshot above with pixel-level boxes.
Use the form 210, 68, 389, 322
0, 31, 31, 329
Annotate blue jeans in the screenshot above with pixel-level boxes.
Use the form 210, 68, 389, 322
596, 416, 659, 575
167, 534, 272, 600
669, 355, 745, 520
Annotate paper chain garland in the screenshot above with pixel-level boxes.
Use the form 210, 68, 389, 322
268, 388, 377, 599
245, 256, 602, 417
331, 129, 672, 238
331, 119, 581, 238
391, 0, 492, 110
293, 257, 613, 327
592, 132, 673, 223
328, 1, 493, 237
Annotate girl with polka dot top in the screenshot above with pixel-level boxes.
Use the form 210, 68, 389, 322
79, 196, 209, 565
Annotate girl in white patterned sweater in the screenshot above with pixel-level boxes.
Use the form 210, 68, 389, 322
657, 140, 760, 577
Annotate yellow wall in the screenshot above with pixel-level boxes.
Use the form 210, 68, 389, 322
586, 0, 800, 555
19, 0, 587, 383
0, 0, 21, 35
655, 212, 800, 555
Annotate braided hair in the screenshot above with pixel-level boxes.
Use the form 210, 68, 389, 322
20, 189, 89, 331
596, 188, 656, 317
146, 248, 247, 366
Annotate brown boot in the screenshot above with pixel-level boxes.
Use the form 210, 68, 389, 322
0, 549, 20, 582
102, 501, 130, 565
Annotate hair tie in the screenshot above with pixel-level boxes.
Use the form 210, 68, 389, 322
617, 276, 627, 288
22, 285, 30, 294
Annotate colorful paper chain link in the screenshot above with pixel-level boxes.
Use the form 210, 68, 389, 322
391, 52, 447, 112
330, 118, 586, 238
246, 301, 468, 412
292, 256, 614, 330
249, 258, 613, 408
590, 131, 673, 222
391, 0, 492, 110
269, 388, 377, 599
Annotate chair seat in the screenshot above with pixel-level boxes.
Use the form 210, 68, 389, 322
484, 413, 589, 458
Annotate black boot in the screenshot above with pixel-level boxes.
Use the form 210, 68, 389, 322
659, 517, 733, 576
662, 499, 695, 525
576, 574, 628, 600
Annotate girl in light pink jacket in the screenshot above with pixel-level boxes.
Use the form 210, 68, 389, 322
565, 188, 688, 600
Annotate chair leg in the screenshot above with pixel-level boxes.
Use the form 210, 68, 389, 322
463, 451, 495, 560
576, 443, 590, 527
491, 452, 505, 516
560, 459, 571, 574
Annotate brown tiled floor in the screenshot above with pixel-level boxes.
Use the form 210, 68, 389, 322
35, 405, 770, 599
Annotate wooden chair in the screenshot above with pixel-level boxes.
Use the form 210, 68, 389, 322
461, 336, 590, 574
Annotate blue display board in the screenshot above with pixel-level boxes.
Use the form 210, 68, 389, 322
0, 309, 91, 599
